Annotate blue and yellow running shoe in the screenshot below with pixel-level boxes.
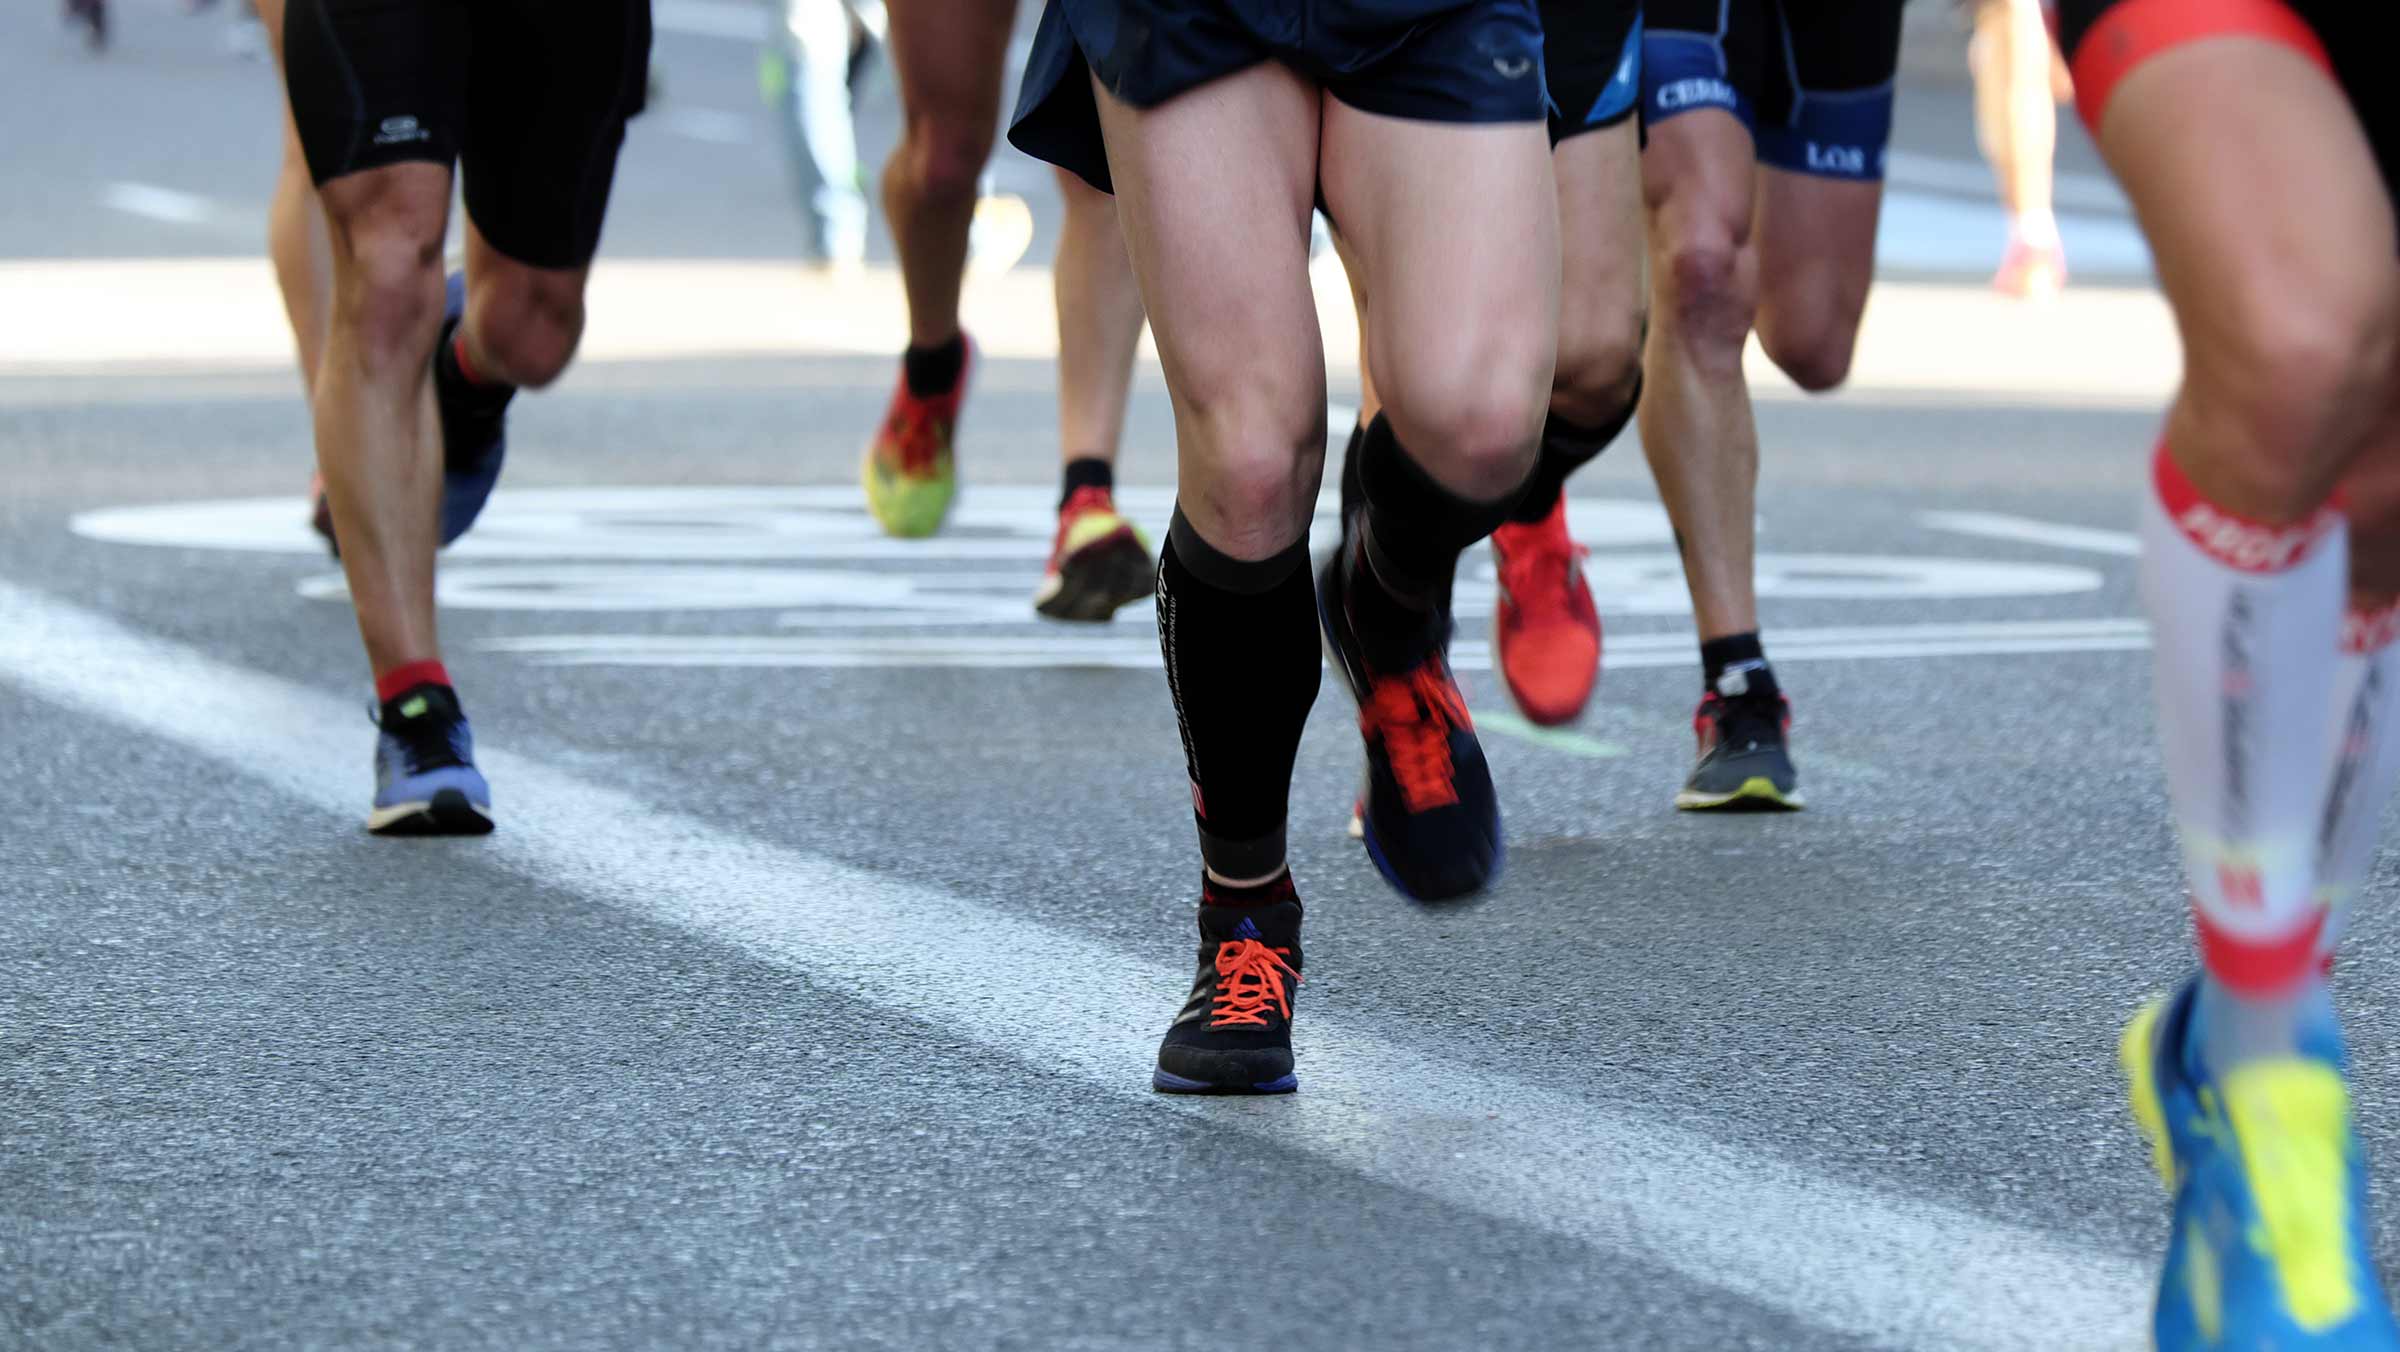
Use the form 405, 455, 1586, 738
369, 683, 494, 837
2123, 980, 2400, 1350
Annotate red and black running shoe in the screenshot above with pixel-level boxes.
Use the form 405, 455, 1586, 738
1154, 895, 1302, 1094
1318, 532, 1502, 901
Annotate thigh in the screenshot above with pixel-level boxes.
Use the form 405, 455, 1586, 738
1754, 0, 1902, 180
1092, 62, 1325, 541
1319, 96, 1556, 461
459, 0, 651, 271
281, 0, 465, 189
1556, 119, 1644, 335
885, 0, 1017, 128
1751, 168, 1881, 347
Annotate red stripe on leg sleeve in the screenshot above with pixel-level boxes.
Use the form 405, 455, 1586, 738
2153, 443, 2341, 573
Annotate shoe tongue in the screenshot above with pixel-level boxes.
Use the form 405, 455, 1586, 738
1200, 897, 1298, 942
386, 682, 459, 725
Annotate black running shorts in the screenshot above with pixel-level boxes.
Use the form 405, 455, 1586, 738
283, 0, 652, 270
1641, 0, 1904, 181
1009, 0, 1547, 193
2054, 0, 2397, 213
1541, 0, 1642, 143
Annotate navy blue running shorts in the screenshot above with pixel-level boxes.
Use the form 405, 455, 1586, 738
1640, 0, 1904, 182
1009, 0, 1547, 193
282, 0, 652, 270
1541, 0, 1642, 144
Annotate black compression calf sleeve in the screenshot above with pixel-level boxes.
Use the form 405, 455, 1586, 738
1355, 413, 1520, 602
1157, 510, 1322, 880
1509, 374, 1642, 523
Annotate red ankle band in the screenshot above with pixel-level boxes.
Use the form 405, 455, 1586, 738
376, 660, 452, 703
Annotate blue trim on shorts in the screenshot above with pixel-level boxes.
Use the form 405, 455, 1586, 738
1641, 29, 1751, 131
1755, 82, 1893, 181
1576, 12, 1643, 128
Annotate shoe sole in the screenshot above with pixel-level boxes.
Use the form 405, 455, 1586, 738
1152, 1068, 1298, 1095
368, 788, 496, 837
1674, 776, 1806, 812
1034, 527, 1152, 622
2121, 997, 2177, 1190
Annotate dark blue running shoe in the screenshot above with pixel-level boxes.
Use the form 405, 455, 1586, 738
431, 270, 507, 546
309, 271, 507, 557
369, 682, 494, 837
1155, 897, 1302, 1095
1317, 538, 1501, 902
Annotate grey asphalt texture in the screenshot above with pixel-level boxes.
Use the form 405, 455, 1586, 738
3, 4, 2382, 1351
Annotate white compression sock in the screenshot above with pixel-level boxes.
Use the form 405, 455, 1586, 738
2141, 443, 2347, 1068
2315, 599, 2400, 959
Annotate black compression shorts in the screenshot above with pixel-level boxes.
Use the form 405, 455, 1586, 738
1009, 0, 1547, 194
1641, 0, 1905, 180
1541, 0, 1642, 143
283, 0, 652, 270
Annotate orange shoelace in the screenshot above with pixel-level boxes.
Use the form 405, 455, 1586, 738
1209, 938, 1299, 1028
1363, 663, 1472, 812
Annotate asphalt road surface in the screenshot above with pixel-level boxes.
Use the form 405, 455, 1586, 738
4, 5, 2368, 1352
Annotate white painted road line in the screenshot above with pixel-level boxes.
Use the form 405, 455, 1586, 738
1921, 512, 2142, 558
0, 578, 2148, 1350
483, 618, 2153, 670
99, 181, 217, 227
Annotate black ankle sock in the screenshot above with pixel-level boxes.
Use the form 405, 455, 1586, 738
1700, 632, 1779, 700
903, 334, 967, 397
1509, 375, 1641, 524
1201, 869, 1300, 908
1159, 510, 1321, 880
1060, 455, 1114, 509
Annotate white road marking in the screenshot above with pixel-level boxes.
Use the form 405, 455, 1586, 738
656, 106, 754, 146
99, 182, 217, 227
483, 618, 2152, 670
1921, 511, 2142, 558
0, 578, 2149, 1350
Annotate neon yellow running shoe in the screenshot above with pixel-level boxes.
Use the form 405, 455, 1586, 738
862, 335, 971, 538
2123, 981, 2400, 1350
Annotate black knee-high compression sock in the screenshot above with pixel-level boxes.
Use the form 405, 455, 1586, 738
1509, 374, 1642, 524
1157, 510, 1322, 881
1347, 412, 1519, 666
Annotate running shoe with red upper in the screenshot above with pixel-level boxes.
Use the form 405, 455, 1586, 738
1034, 485, 1153, 622
1154, 893, 1303, 1094
862, 335, 973, 538
1489, 495, 1600, 725
1318, 530, 1502, 901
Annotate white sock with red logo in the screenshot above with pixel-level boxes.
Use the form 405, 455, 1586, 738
2140, 443, 2347, 1073
2315, 597, 2400, 960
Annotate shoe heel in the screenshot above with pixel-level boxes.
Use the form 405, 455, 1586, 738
2122, 1000, 2177, 1189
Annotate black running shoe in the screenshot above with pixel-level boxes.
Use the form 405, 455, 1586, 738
1154, 897, 1302, 1095
1676, 689, 1803, 810
1317, 533, 1501, 901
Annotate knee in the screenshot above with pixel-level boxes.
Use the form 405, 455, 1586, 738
1551, 303, 1644, 427
467, 272, 586, 389
2187, 278, 2400, 515
1183, 393, 1324, 554
1380, 362, 1549, 504
1653, 230, 1757, 376
336, 224, 446, 373
1757, 306, 1860, 393
896, 111, 995, 208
